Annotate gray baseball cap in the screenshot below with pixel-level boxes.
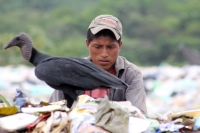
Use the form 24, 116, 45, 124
88, 14, 122, 40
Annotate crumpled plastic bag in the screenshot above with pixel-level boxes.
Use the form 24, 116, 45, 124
95, 96, 129, 133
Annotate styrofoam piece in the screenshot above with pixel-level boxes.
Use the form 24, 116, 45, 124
21, 105, 65, 113
0, 113, 38, 132
129, 117, 151, 133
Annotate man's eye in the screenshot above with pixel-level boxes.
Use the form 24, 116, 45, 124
94, 46, 101, 49
108, 46, 115, 49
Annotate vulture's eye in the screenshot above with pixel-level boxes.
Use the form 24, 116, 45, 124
16, 37, 20, 41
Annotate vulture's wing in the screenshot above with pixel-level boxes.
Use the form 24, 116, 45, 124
35, 57, 128, 90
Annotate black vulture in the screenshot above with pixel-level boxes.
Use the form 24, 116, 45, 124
3, 32, 128, 107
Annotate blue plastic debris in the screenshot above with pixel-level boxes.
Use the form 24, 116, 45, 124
13, 89, 27, 112
193, 117, 200, 131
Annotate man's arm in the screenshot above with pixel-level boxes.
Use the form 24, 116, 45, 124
125, 67, 147, 115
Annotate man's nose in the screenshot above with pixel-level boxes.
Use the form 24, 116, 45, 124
101, 48, 108, 57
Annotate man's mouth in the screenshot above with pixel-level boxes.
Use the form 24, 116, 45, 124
99, 60, 109, 65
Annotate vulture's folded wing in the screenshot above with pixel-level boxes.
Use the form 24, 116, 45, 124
35, 57, 128, 90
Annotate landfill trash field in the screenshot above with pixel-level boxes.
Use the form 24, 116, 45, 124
0, 64, 200, 132
140, 64, 200, 116
0, 65, 54, 105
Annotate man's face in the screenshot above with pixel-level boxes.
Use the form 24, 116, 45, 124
86, 36, 122, 72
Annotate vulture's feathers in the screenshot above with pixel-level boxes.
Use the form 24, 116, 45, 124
3, 32, 128, 107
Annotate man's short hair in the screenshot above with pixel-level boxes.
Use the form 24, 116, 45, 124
86, 29, 121, 43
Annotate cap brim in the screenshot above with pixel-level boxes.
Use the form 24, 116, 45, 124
90, 26, 121, 40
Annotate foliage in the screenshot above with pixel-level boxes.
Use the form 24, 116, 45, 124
0, 0, 199, 66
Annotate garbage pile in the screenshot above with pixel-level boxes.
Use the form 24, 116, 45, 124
0, 89, 151, 133
1, 89, 200, 133
141, 64, 200, 116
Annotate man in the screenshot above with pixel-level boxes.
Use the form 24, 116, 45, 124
49, 14, 147, 115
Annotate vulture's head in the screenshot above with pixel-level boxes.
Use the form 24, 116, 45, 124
3, 33, 32, 50
3, 32, 33, 61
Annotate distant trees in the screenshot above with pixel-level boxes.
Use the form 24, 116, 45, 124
0, 0, 199, 66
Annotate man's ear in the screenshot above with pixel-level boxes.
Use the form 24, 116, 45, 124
119, 41, 122, 51
86, 40, 89, 48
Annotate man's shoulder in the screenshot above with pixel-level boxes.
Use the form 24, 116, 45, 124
117, 56, 139, 70
116, 56, 142, 81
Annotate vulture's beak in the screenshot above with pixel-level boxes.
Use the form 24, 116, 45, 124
3, 40, 15, 50
3, 43, 11, 50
